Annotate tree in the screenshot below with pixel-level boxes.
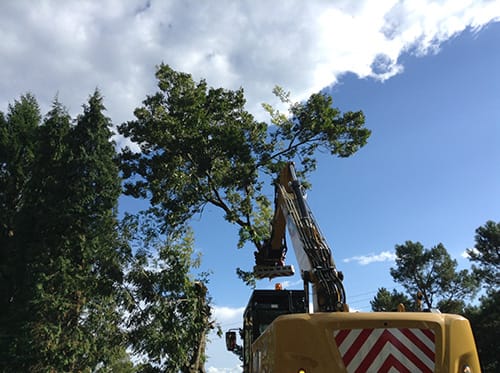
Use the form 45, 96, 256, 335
390, 241, 479, 313
0, 93, 41, 302
1, 92, 126, 372
464, 291, 499, 373
121, 213, 214, 373
0, 94, 41, 368
7, 99, 75, 370
464, 220, 500, 373
467, 220, 499, 290
370, 287, 413, 312
118, 64, 370, 269
60, 90, 125, 370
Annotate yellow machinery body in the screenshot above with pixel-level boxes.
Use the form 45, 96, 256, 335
226, 163, 481, 372
250, 312, 480, 373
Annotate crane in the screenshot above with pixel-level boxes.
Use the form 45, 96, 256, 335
226, 162, 481, 373
253, 162, 346, 312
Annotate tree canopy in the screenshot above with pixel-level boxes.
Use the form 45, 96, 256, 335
464, 220, 500, 373
467, 220, 500, 290
3, 68, 494, 372
0, 90, 219, 372
389, 241, 479, 313
118, 64, 370, 256
0, 92, 129, 371
370, 287, 412, 312
122, 214, 214, 372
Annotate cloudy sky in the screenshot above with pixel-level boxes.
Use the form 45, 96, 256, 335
2, 1, 499, 372
2, 0, 498, 123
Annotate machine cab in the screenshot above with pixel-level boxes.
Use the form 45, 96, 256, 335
226, 289, 307, 370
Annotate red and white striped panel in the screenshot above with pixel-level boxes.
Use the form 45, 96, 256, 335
334, 328, 435, 373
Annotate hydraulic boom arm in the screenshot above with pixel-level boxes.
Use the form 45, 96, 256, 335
254, 163, 347, 312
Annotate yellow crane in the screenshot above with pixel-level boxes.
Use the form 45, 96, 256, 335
227, 163, 480, 373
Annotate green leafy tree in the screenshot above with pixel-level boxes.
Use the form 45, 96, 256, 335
467, 220, 499, 290
370, 287, 413, 311
464, 220, 500, 373
464, 291, 499, 373
390, 241, 479, 313
121, 213, 214, 373
118, 64, 370, 270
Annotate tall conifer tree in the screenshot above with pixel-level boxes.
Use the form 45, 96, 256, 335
0, 94, 41, 368
1, 92, 125, 371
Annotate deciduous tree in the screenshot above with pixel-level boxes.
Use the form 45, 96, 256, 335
118, 64, 370, 269
122, 213, 214, 373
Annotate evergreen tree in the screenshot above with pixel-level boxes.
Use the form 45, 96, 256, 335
467, 220, 500, 290
1, 92, 125, 371
0, 94, 41, 368
11, 99, 74, 370
465, 220, 500, 373
390, 241, 479, 313
465, 291, 499, 373
62, 90, 125, 370
370, 287, 413, 311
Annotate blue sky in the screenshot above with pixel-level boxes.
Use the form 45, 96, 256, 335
197, 22, 500, 371
1, 1, 499, 372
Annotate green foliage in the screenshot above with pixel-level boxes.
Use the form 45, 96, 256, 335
370, 287, 413, 311
0, 94, 42, 368
0, 88, 218, 372
122, 213, 214, 372
0, 92, 127, 372
390, 241, 479, 313
464, 220, 500, 372
467, 220, 500, 290
118, 64, 370, 278
0, 93, 41, 293
465, 291, 500, 373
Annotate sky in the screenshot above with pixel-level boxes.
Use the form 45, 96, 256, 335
1, 1, 499, 372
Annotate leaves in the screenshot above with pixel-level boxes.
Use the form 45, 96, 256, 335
467, 220, 500, 289
390, 241, 479, 313
0, 65, 370, 370
464, 291, 500, 373
118, 65, 370, 258
0, 92, 127, 372
370, 287, 412, 311
122, 214, 213, 372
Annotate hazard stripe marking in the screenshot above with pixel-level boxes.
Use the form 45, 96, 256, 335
334, 328, 435, 373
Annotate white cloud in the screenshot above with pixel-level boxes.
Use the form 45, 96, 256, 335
259, 278, 303, 290
207, 365, 243, 373
207, 305, 244, 373
1, 0, 499, 126
343, 251, 397, 265
212, 305, 245, 326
